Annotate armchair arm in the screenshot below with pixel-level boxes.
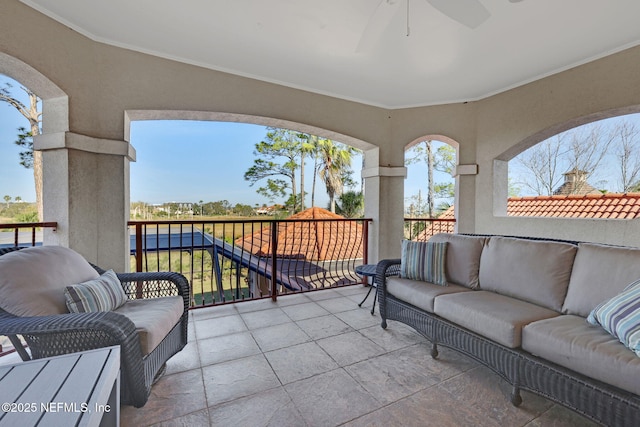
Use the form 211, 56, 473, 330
375, 258, 401, 293
0, 309, 141, 359
375, 259, 401, 326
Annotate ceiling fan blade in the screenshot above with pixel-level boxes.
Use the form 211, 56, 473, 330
356, 0, 403, 52
426, 0, 490, 29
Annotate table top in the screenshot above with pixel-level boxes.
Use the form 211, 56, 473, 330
0, 346, 120, 427
355, 264, 377, 277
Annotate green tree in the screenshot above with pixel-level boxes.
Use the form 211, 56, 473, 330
3, 195, 11, 209
16, 211, 38, 223
405, 141, 456, 217
1, 82, 42, 220
335, 191, 364, 218
232, 203, 254, 216
244, 128, 304, 213
202, 200, 230, 216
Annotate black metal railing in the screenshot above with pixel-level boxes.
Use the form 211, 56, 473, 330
0, 222, 57, 248
128, 218, 371, 308
403, 217, 455, 241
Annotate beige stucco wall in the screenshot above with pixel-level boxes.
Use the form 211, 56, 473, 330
2, 0, 640, 269
474, 45, 640, 246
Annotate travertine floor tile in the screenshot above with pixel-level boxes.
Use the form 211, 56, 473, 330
251, 321, 311, 352
121, 369, 207, 427
296, 313, 353, 340
198, 331, 261, 367
202, 354, 280, 407
208, 387, 307, 427
265, 341, 338, 384
316, 331, 385, 366
194, 313, 247, 340
285, 368, 379, 427
315, 296, 361, 313
280, 301, 330, 321
240, 307, 290, 329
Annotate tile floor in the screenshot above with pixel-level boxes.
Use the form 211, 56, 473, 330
119, 286, 595, 427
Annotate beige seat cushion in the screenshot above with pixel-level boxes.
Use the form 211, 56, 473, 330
387, 277, 471, 313
434, 291, 559, 348
522, 315, 640, 395
479, 237, 577, 311
429, 233, 486, 289
562, 242, 640, 317
113, 296, 184, 355
0, 246, 99, 317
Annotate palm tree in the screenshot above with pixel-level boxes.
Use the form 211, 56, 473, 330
317, 140, 355, 213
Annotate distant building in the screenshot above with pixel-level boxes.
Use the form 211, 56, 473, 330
254, 205, 283, 215
553, 169, 600, 196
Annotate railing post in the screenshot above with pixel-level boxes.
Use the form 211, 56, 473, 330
134, 223, 144, 299
270, 221, 278, 302
135, 223, 143, 273
362, 220, 369, 285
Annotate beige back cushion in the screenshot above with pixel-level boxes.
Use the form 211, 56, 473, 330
0, 246, 99, 317
429, 233, 486, 289
479, 237, 577, 311
562, 242, 640, 317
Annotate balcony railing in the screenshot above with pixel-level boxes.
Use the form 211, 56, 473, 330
0, 222, 58, 249
128, 218, 371, 308
403, 217, 455, 241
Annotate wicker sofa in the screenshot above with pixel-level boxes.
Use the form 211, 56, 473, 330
0, 246, 189, 407
377, 233, 640, 426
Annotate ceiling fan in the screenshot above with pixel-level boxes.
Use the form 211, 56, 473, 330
357, 0, 495, 52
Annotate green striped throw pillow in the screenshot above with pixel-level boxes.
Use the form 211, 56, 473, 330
400, 240, 448, 286
65, 269, 127, 313
587, 278, 640, 357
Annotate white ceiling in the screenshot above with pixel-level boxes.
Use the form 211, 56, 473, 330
21, 0, 640, 109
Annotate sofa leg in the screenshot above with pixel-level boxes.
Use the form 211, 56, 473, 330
381, 319, 387, 329
431, 342, 439, 359
510, 386, 522, 407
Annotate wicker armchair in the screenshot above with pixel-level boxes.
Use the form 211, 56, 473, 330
0, 246, 189, 407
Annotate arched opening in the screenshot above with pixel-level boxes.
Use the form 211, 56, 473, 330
504, 111, 640, 220
403, 134, 458, 241
0, 52, 68, 230
124, 110, 376, 304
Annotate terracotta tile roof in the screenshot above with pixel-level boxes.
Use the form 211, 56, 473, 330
507, 193, 640, 219
416, 193, 640, 240
235, 207, 364, 261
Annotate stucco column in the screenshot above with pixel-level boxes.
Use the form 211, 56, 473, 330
453, 164, 479, 234
362, 148, 407, 263
34, 131, 136, 271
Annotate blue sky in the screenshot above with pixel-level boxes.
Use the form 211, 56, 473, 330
130, 120, 366, 207
0, 76, 37, 202
0, 73, 443, 209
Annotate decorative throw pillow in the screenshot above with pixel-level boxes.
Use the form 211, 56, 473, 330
65, 269, 128, 313
587, 278, 640, 357
400, 240, 448, 286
